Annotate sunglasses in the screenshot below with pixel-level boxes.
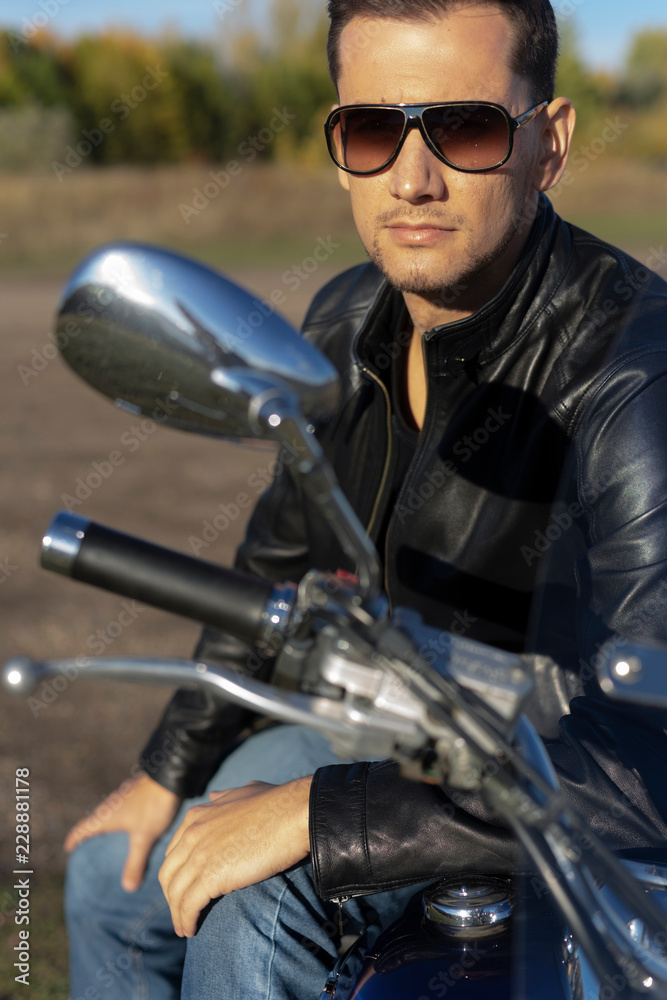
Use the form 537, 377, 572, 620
324, 101, 548, 175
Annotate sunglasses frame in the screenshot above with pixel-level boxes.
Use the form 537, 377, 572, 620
324, 100, 548, 175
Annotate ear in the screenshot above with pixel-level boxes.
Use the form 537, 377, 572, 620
533, 97, 576, 193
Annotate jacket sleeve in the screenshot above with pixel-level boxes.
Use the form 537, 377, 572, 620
139, 447, 318, 797
309, 345, 667, 899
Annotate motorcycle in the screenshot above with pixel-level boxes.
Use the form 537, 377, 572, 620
3, 243, 667, 998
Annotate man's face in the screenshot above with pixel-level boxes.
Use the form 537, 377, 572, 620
335, 7, 546, 306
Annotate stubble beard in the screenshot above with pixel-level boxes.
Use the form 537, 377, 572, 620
368, 216, 523, 303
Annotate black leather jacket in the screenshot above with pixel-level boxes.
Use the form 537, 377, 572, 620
141, 196, 667, 901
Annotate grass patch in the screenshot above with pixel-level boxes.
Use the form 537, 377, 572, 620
0, 162, 362, 278
173, 234, 367, 271
0, 874, 68, 1000
0, 158, 664, 279
0, 235, 367, 279
560, 212, 667, 250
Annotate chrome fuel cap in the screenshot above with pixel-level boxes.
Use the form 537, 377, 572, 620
422, 875, 513, 936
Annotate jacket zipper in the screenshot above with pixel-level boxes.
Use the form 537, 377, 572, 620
361, 367, 393, 543
330, 895, 350, 936
361, 367, 394, 600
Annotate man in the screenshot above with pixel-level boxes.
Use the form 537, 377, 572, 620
65, 1, 667, 998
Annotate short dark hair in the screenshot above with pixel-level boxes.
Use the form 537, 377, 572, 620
326, 0, 559, 102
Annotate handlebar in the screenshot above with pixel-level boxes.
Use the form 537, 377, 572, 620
41, 511, 294, 651
7, 511, 667, 994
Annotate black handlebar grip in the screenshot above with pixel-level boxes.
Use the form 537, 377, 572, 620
41, 511, 274, 646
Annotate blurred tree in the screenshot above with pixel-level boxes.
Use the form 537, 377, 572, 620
222, 0, 335, 166
0, 32, 24, 105
617, 29, 667, 107
60, 32, 189, 164
554, 20, 608, 141
0, 30, 70, 107
164, 40, 248, 161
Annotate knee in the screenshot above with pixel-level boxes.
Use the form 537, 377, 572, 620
65, 833, 128, 922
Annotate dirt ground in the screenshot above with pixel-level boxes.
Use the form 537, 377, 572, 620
0, 261, 344, 881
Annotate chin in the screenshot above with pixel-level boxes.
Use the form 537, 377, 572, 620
373, 258, 464, 297
369, 241, 467, 297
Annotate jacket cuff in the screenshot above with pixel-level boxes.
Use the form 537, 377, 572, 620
309, 759, 515, 901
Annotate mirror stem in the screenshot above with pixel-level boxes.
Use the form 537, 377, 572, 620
254, 394, 382, 599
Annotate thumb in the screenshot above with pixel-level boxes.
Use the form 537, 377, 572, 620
121, 834, 153, 892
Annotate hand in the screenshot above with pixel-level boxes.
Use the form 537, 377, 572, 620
64, 772, 182, 892
158, 777, 312, 938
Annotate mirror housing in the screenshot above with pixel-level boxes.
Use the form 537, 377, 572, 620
55, 242, 340, 439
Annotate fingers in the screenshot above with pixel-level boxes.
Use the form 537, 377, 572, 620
64, 811, 113, 853
160, 854, 216, 938
159, 819, 219, 937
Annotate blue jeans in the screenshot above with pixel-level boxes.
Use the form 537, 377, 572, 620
66, 725, 423, 1000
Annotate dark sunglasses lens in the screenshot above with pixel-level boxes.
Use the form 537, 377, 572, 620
330, 108, 405, 173
423, 104, 510, 169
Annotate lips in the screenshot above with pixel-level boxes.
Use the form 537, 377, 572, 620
386, 221, 457, 245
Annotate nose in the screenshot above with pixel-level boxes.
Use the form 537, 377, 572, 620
387, 123, 448, 203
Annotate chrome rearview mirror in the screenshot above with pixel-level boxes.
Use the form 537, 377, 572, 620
54, 242, 381, 596
55, 242, 340, 439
